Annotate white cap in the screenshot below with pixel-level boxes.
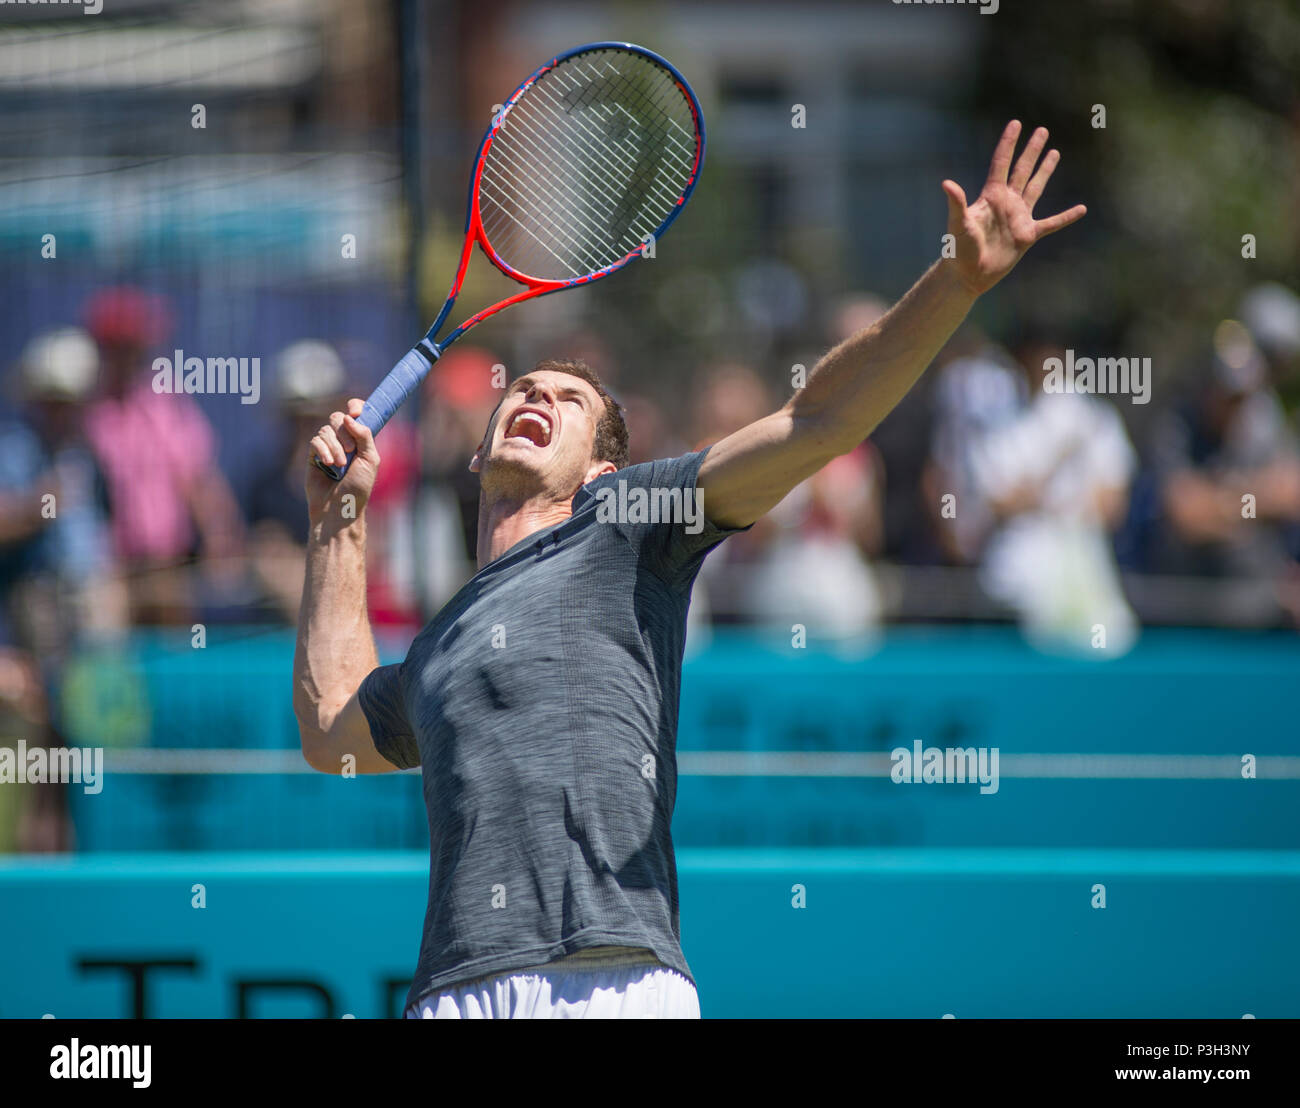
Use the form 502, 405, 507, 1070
1238, 283, 1300, 359
21, 327, 99, 400
276, 340, 346, 407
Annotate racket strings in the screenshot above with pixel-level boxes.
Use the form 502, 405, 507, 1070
478, 48, 699, 281
541, 62, 695, 195
480, 128, 624, 273
484, 75, 677, 272
531, 65, 695, 231
484, 100, 652, 256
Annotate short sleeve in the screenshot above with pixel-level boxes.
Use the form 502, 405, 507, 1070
576, 447, 751, 590
357, 662, 420, 770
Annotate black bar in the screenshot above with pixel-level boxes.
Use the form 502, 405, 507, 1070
0, 1018, 1293, 1094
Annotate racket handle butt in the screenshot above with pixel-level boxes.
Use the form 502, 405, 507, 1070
312, 452, 354, 483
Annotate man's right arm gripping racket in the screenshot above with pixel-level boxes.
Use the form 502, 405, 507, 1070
310, 41, 706, 481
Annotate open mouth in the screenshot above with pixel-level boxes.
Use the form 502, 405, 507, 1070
504, 408, 553, 448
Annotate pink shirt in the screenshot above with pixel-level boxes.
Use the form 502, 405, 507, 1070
85, 381, 215, 560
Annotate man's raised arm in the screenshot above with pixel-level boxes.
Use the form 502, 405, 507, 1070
699, 120, 1087, 530
293, 398, 400, 774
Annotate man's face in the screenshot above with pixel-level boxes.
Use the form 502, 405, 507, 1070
33, 397, 80, 440
97, 340, 145, 391
471, 370, 612, 499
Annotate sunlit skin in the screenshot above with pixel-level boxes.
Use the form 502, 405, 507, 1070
469, 371, 617, 568
306, 370, 615, 574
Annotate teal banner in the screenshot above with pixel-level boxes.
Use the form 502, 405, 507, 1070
2, 849, 1296, 1018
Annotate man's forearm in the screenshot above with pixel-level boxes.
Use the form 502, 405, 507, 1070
698, 123, 1083, 531
790, 259, 977, 449
789, 118, 1085, 451
292, 516, 379, 734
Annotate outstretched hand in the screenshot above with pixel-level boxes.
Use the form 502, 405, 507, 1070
943, 120, 1086, 296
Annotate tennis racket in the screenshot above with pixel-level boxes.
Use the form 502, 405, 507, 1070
313, 41, 705, 480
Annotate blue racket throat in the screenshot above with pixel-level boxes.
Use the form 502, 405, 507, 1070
310, 42, 704, 484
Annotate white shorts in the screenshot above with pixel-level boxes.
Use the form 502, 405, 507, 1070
405, 959, 701, 1019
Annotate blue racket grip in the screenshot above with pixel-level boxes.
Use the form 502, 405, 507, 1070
312, 345, 439, 481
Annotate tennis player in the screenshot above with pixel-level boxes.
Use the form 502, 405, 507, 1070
293, 121, 1084, 1018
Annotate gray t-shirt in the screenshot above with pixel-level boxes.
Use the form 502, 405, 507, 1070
358, 448, 744, 1012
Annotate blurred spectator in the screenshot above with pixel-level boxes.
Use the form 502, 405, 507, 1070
1, 328, 124, 653
0, 327, 125, 852
1151, 319, 1300, 624
686, 356, 885, 640
969, 341, 1138, 655
744, 296, 891, 641
1239, 282, 1300, 391
1237, 283, 1300, 616
741, 442, 886, 640
244, 340, 349, 622
0, 645, 64, 852
923, 345, 1028, 565
82, 287, 245, 625
690, 361, 773, 448
831, 293, 942, 566
621, 392, 684, 465
687, 361, 774, 634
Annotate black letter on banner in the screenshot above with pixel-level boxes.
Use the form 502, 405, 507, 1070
236, 978, 336, 1019
78, 956, 200, 1019
384, 977, 413, 1019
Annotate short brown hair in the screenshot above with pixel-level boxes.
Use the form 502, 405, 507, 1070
510, 358, 629, 470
